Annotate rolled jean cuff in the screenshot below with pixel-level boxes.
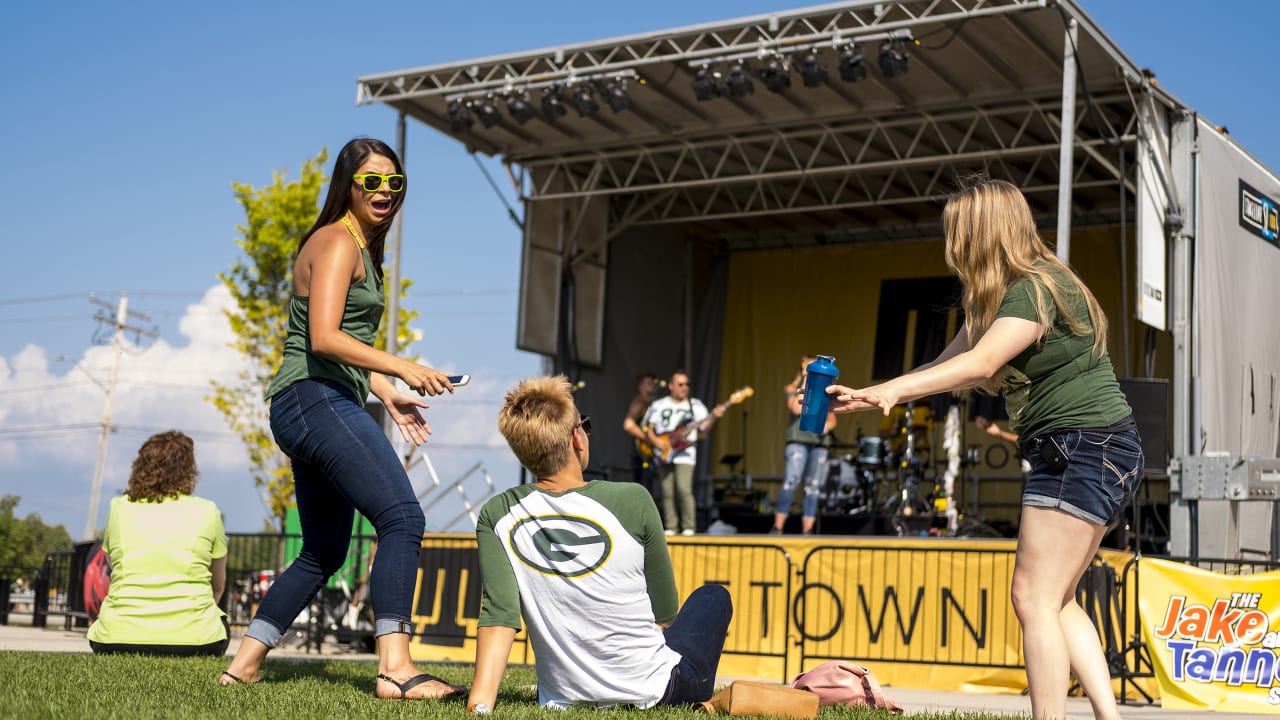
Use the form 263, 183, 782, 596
245, 618, 285, 648
375, 617, 416, 638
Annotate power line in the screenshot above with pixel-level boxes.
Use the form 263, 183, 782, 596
0, 293, 91, 306
0, 315, 95, 325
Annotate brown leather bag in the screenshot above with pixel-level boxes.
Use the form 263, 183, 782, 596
696, 681, 820, 719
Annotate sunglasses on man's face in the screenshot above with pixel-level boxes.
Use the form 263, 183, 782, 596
353, 173, 405, 193
575, 414, 592, 437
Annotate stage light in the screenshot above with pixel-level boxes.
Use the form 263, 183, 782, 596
446, 100, 472, 133
542, 85, 567, 121
604, 81, 632, 113
691, 66, 721, 101
474, 96, 501, 129
799, 53, 827, 87
759, 57, 790, 93
838, 48, 867, 83
571, 83, 599, 117
507, 92, 536, 125
725, 62, 753, 97
879, 41, 909, 79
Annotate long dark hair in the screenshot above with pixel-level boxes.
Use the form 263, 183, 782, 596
300, 137, 405, 273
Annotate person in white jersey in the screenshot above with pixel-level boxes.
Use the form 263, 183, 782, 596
467, 375, 733, 712
641, 370, 726, 535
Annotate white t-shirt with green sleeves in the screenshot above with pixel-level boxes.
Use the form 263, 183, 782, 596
476, 481, 681, 709
87, 494, 227, 646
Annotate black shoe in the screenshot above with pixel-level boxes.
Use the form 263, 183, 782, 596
768, 527, 783, 535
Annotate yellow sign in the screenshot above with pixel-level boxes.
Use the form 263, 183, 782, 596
1139, 557, 1280, 712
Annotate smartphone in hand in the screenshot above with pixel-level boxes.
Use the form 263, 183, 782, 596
447, 374, 471, 387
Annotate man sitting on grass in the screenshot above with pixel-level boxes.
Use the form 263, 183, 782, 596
467, 375, 733, 712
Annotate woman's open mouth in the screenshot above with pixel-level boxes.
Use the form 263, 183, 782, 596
372, 199, 392, 214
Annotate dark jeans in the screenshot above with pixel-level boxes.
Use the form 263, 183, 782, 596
660, 584, 734, 705
248, 378, 425, 646
91, 618, 230, 656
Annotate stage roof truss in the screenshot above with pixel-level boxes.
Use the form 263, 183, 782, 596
360, 0, 1177, 245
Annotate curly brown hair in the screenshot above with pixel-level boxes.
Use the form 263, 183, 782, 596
125, 430, 199, 502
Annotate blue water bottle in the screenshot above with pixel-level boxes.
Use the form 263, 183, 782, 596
799, 355, 839, 434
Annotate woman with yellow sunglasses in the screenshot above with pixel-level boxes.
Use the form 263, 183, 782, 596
219, 138, 464, 701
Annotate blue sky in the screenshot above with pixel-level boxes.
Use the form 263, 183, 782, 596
2, 0, 1277, 535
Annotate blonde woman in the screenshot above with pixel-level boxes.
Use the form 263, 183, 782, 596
826, 179, 1142, 720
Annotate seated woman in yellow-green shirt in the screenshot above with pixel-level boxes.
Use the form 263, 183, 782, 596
87, 431, 229, 656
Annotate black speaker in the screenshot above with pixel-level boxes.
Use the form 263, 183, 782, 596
1117, 378, 1170, 477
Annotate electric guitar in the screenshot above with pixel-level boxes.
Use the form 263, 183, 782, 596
637, 386, 754, 464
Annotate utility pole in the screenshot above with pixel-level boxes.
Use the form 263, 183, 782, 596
83, 292, 156, 540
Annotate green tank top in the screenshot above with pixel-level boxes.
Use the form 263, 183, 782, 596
265, 223, 384, 403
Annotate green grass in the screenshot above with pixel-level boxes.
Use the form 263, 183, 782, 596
0, 652, 1011, 720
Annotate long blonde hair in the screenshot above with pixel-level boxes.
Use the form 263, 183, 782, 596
943, 179, 1109, 370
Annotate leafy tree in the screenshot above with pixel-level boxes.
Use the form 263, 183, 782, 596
209, 150, 420, 528
0, 496, 74, 582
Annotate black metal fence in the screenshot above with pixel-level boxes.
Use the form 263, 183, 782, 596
0, 566, 39, 626
20, 532, 379, 644
31, 549, 84, 629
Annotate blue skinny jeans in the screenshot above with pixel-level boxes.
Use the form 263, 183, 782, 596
246, 378, 425, 646
778, 442, 828, 519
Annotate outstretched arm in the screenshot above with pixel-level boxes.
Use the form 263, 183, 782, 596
829, 316, 1043, 415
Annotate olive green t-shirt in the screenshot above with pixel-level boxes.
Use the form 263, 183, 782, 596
264, 245, 384, 402
996, 267, 1130, 441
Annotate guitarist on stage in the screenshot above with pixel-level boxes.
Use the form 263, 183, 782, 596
641, 371, 726, 536
622, 372, 661, 494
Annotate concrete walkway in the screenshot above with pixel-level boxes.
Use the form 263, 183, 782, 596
0, 622, 1270, 719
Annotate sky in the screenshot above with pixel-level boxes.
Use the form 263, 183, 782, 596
2, 0, 1278, 537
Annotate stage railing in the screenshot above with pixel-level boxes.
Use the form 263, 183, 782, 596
667, 541, 795, 678
797, 543, 1023, 672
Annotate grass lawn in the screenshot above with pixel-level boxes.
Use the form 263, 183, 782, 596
0, 651, 1008, 720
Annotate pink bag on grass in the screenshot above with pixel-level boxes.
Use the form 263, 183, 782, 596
790, 661, 903, 713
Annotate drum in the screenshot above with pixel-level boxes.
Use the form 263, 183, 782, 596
823, 457, 877, 513
857, 436, 886, 467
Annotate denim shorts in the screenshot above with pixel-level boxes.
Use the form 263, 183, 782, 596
1022, 423, 1144, 526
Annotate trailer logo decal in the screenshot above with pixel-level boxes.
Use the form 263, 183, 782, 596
1239, 180, 1279, 245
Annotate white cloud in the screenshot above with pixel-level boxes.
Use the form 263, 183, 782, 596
0, 284, 527, 536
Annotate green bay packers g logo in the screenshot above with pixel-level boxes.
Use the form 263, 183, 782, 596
509, 515, 612, 577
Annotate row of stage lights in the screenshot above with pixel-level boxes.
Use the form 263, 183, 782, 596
692, 40, 911, 100
447, 79, 634, 133
443, 38, 911, 133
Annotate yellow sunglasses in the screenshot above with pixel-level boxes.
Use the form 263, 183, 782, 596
352, 173, 405, 192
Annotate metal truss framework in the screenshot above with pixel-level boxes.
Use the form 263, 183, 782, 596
357, 0, 1052, 107
532, 92, 1141, 260
357, 0, 1171, 250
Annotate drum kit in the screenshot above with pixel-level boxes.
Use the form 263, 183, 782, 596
821, 401, 937, 521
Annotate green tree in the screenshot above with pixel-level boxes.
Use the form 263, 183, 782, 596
0, 496, 74, 582
209, 150, 420, 527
